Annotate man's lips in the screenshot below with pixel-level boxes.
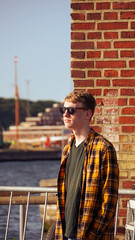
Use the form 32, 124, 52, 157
64, 118, 71, 123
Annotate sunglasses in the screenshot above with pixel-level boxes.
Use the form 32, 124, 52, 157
59, 107, 88, 115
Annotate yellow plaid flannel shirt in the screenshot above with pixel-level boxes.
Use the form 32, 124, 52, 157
55, 128, 119, 240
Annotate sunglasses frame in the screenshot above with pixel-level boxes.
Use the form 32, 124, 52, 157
59, 107, 88, 115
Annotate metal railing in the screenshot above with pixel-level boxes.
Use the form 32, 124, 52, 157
0, 187, 135, 240
0, 186, 57, 240
114, 189, 135, 240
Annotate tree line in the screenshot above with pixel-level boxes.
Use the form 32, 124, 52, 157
0, 97, 57, 130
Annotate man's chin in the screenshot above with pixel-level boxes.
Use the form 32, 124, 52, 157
64, 123, 72, 129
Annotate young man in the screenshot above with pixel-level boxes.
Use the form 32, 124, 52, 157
55, 91, 119, 240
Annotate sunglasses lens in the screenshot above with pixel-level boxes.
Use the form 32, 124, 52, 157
68, 107, 75, 114
59, 107, 65, 114
59, 107, 76, 115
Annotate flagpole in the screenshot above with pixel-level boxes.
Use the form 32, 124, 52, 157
14, 56, 19, 142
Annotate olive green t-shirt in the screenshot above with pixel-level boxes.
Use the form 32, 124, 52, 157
64, 139, 85, 238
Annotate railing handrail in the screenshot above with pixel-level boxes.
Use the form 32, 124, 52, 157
0, 187, 135, 240
0, 186, 57, 240
0, 187, 134, 194
118, 189, 135, 195
0, 186, 57, 193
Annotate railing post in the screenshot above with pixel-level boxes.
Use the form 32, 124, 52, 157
114, 195, 119, 240
0, 186, 57, 239
41, 192, 48, 240
5, 191, 13, 240
20, 205, 25, 240
22, 192, 30, 240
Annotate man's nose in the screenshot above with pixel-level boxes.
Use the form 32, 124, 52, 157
64, 109, 69, 116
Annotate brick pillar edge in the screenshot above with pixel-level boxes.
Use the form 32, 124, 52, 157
70, 1, 135, 239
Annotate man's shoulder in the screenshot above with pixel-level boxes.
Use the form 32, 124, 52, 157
88, 128, 115, 150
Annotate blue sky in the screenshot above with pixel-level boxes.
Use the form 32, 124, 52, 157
0, 0, 73, 102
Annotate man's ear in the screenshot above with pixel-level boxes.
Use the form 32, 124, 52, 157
85, 109, 92, 120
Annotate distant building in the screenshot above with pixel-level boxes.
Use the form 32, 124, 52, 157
2, 102, 70, 147
20, 103, 64, 128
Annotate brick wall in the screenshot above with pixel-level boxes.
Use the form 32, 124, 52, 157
70, 1, 135, 239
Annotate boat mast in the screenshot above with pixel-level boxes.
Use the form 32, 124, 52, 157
14, 56, 19, 142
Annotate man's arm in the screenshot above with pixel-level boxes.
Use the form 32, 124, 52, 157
87, 144, 119, 239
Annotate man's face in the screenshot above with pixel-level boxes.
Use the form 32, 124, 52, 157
63, 101, 89, 131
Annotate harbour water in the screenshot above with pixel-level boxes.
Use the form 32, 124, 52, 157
0, 160, 61, 240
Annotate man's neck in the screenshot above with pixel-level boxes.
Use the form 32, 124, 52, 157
73, 126, 91, 147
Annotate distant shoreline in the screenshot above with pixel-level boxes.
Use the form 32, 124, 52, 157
0, 148, 61, 161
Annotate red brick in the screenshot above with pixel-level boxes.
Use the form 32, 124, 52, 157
112, 116, 119, 124
122, 126, 135, 133
94, 107, 102, 115
90, 118, 94, 124
104, 12, 117, 20
129, 98, 135, 105
71, 13, 85, 21
121, 107, 135, 115
103, 98, 119, 106
121, 31, 135, 38
98, 22, 128, 30
104, 70, 118, 77
121, 70, 135, 77
71, 32, 85, 40
121, 50, 134, 58
103, 51, 118, 58
122, 200, 128, 208
87, 89, 101, 96
117, 226, 125, 236
71, 51, 85, 59
71, 42, 94, 49
87, 32, 101, 39
104, 32, 118, 39
103, 89, 118, 96
96, 79, 110, 86
103, 125, 119, 133
131, 22, 135, 29
92, 126, 102, 133
114, 41, 135, 48
120, 11, 135, 19
120, 89, 134, 96
74, 80, 94, 87
87, 13, 101, 20
71, 70, 85, 78
119, 116, 135, 124
96, 2, 110, 10
118, 209, 127, 217
123, 218, 126, 226
71, 61, 94, 69
118, 98, 127, 106
113, 79, 135, 87
71, 23, 95, 30
96, 61, 126, 68
88, 70, 101, 77
113, 2, 135, 9
96, 117, 111, 124
129, 60, 135, 67
97, 41, 111, 49
104, 107, 118, 115
87, 51, 101, 58
120, 194, 131, 198
96, 98, 104, 106
122, 181, 135, 188
71, 3, 94, 10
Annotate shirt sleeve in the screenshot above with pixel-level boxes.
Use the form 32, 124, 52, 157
86, 143, 119, 239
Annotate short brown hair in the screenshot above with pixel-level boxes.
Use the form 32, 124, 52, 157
64, 91, 96, 116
